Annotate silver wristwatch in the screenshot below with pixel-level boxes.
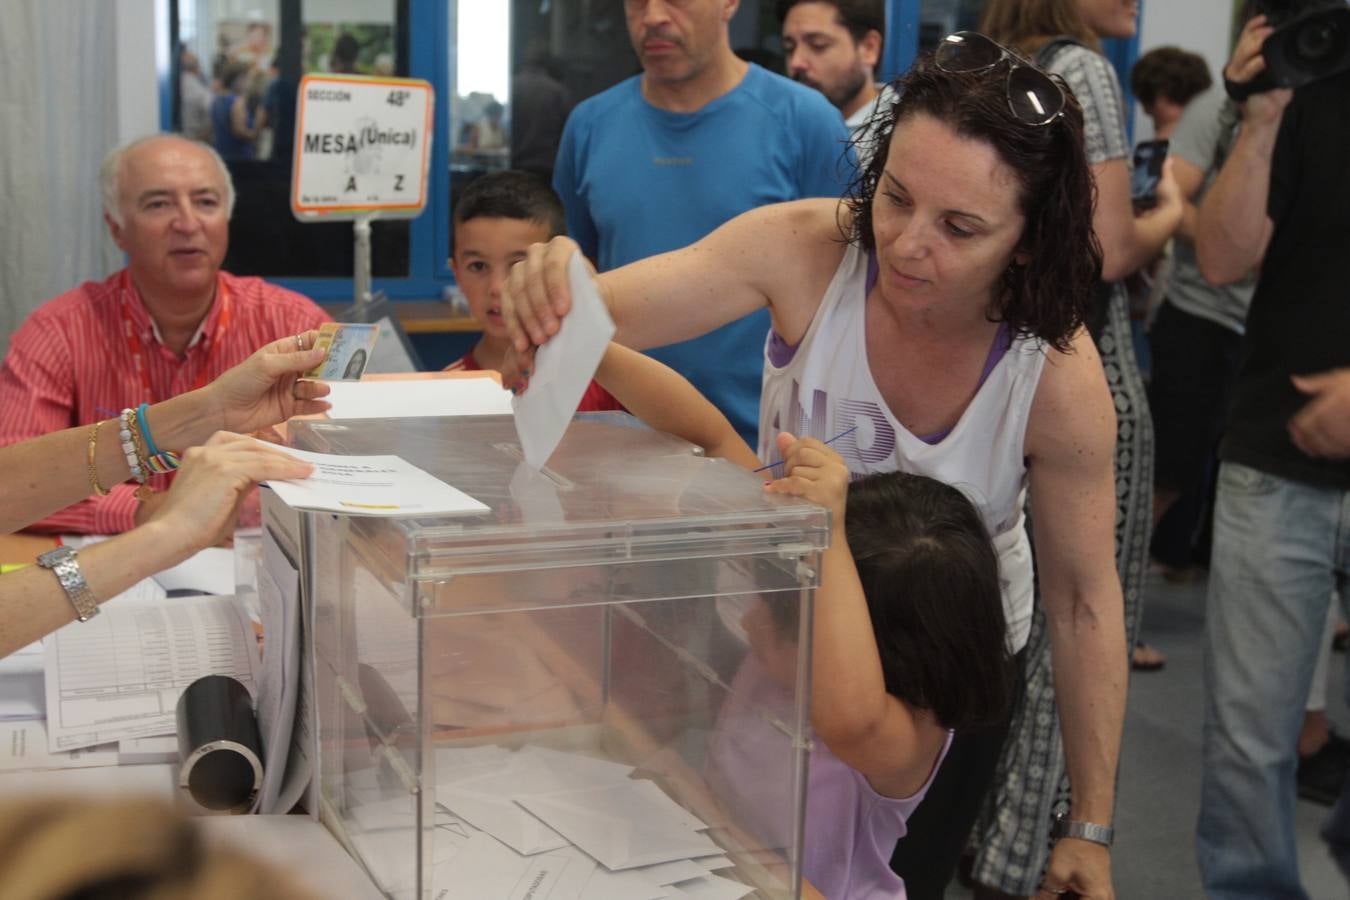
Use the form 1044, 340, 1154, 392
37, 547, 100, 622
1053, 812, 1114, 847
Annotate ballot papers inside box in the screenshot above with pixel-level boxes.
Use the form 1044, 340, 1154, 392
280, 413, 828, 900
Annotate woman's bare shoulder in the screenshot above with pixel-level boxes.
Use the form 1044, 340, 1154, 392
1026, 330, 1115, 462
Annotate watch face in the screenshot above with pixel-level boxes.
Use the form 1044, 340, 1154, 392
38, 546, 76, 567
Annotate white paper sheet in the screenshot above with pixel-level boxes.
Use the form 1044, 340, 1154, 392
431, 832, 609, 900
0, 641, 45, 720
435, 745, 636, 856
515, 782, 723, 871
511, 744, 637, 785
436, 778, 569, 856
512, 252, 617, 468
0, 721, 119, 770
152, 547, 235, 596
325, 378, 512, 419
42, 590, 258, 752
664, 874, 756, 900
580, 863, 672, 900
254, 526, 300, 813
117, 735, 180, 765
630, 858, 715, 886
263, 444, 490, 517
696, 856, 733, 872
436, 743, 517, 778
259, 488, 321, 819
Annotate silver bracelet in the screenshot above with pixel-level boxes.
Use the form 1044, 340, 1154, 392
1053, 812, 1113, 847
36, 547, 100, 622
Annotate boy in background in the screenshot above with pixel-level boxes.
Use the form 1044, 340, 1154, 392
447, 171, 621, 412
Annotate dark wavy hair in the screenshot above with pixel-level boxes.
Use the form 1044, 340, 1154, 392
846, 54, 1102, 352
1130, 46, 1212, 108
844, 471, 1014, 732
776, 0, 885, 48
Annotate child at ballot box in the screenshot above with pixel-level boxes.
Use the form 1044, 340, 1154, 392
592, 344, 1015, 899
446, 170, 621, 413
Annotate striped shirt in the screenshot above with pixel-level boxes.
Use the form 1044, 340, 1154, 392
0, 269, 330, 534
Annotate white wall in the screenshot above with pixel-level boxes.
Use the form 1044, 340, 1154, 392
115, 0, 162, 144
0, 1, 125, 355
1133, 0, 1235, 140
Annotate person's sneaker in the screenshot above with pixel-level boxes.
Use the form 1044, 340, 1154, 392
1297, 732, 1350, 805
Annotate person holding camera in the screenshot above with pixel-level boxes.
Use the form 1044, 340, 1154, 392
1194, 7, 1350, 896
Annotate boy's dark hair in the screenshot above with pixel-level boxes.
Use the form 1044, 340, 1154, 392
1130, 46, 1212, 108
844, 471, 1014, 732
452, 170, 567, 239
846, 54, 1101, 352
776, 0, 886, 52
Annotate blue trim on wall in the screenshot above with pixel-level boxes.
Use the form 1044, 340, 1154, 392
881, 0, 921, 83
273, 276, 450, 301
156, 0, 172, 131
408, 0, 454, 285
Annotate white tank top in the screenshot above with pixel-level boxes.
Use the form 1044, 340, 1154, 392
759, 243, 1046, 651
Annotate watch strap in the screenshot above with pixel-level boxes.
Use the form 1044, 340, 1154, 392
37, 547, 100, 622
1054, 815, 1114, 847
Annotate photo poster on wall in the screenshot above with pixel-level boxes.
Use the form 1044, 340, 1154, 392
290, 73, 434, 221
304, 23, 395, 76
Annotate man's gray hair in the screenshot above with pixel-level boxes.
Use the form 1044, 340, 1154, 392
100, 134, 237, 226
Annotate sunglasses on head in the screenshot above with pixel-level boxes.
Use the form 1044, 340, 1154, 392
934, 31, 1067, 126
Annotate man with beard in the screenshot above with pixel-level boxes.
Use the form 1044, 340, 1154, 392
780, 0, 892, 140
551, 0, 850, 447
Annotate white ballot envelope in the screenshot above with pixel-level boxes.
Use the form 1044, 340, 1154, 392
324, 378, 512, 420
514, 781, 723, 871
512, 253, 616, 468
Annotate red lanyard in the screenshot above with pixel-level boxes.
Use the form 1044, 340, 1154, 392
118, 272, 233, 404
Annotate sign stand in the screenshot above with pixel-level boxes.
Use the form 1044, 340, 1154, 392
352, 214, 374, 311
290, 74, 435, 313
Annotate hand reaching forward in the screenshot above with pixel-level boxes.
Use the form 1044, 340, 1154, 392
146, 433, 313, 554
197, 331, 332, 439
763, 432, 850, 527
500, 236, 587, 352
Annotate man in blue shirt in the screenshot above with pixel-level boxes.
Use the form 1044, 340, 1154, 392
553, 0, 851, 446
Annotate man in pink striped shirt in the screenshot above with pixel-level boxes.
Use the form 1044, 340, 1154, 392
0, 134, 330, 534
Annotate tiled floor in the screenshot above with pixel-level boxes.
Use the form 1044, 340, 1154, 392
949, 569, 1348, 899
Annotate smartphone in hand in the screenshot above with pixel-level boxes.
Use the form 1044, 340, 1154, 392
1131, 139, 1169, 211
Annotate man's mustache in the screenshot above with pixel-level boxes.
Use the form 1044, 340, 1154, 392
640, 29, 683, 48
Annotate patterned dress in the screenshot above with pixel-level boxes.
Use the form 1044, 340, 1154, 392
967, 42, 1155, 896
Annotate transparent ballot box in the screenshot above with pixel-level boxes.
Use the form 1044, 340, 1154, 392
288, 414, 828, 899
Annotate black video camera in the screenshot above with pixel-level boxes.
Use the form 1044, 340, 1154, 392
1229, 1, 1350, 99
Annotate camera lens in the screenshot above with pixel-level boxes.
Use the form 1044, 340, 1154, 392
1294, 19, 1343, 62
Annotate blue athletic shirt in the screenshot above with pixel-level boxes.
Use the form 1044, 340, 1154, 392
553, 64, 852, 446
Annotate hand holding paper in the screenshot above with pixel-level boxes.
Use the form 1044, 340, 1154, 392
511, 253, 616, 468
261, 443, 489, 517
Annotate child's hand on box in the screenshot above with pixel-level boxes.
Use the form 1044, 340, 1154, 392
765, 432, 849, 525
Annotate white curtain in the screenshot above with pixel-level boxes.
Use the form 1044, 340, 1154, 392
0, 1, 122, 357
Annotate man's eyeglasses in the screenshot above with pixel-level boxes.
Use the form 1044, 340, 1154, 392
934, 31, 1067, 127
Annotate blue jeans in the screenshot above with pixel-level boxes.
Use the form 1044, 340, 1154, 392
1197, 462, 1350, 898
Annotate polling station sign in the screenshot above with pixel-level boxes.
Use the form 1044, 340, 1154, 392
291, 74, 434, 219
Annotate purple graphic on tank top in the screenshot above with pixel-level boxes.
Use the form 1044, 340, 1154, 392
771, 380, 897, 471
